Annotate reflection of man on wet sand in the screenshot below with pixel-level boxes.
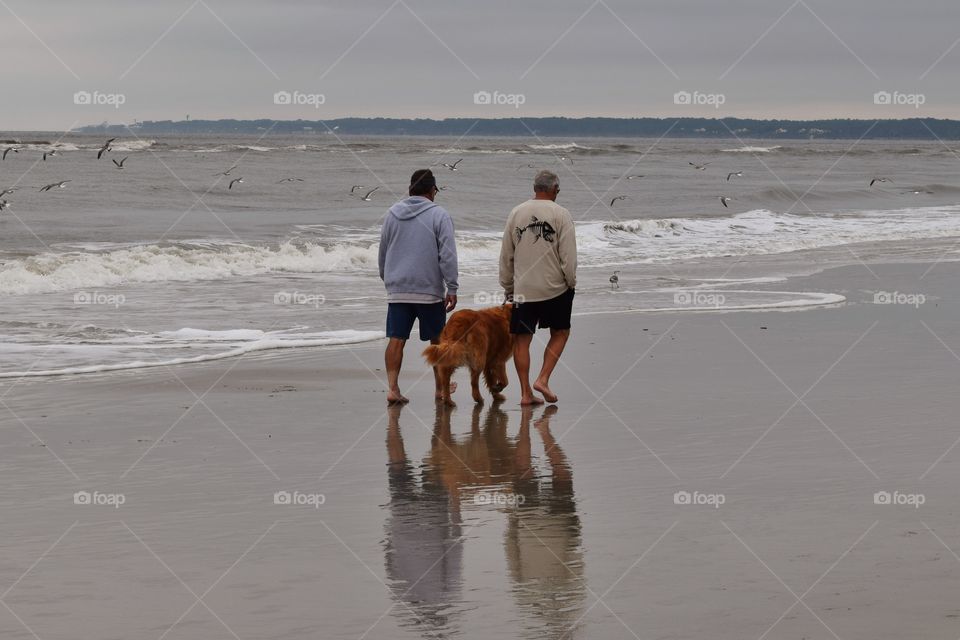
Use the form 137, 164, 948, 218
384, 403, 464, 634
505, 406, 585, 639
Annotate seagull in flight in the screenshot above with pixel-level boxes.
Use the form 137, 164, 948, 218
39, 180, 70, 192
112, 157, 128, 169
349, 184, 366, 195
609, 271, 621, 289
97, 138, 117, 160
625, 174, 644, 180
277, 177, 304, 183
442, 159, 463, 171
609, 195, 630, 207
870, 177, 893, 186
0, 187, 19, 197
42, 150, 58, 161
719, 195, 733, 207
360, 186, 380, 201
689, 162, 710, 170
727, 171, 743, 181
2, 147, 19, 160
228, 177, 244, 190
214, 164, 238, 176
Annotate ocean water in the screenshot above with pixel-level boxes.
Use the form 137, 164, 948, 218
2, 133, 959, 376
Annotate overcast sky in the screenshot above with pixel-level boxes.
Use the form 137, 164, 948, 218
4, 0, 959, 130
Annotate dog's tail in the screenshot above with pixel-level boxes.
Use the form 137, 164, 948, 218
423, 342, 466, 369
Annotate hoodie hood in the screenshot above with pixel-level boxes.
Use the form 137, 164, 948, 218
388, 196, 438, 220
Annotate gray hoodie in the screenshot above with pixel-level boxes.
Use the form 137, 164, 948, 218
379, 196, 459, 300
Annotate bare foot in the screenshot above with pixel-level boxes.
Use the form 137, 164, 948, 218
434, 381, 457, 400
533, 380, 558, 403
520, 394, 545, 406
387, 389, 410, 404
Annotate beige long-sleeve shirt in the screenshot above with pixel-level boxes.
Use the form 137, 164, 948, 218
499, 199, 577, 303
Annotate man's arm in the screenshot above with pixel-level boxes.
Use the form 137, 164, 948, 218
378, 218, 390, 281
558, 211, 578, 290
499, 212, 516, 297
437, 213, 459, 295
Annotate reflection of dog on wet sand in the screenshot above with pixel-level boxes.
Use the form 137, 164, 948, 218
423, 305, 513, 405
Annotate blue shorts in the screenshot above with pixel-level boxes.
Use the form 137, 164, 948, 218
386, 302, 447, 341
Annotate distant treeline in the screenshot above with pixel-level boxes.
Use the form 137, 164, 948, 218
75, 117, 960, 139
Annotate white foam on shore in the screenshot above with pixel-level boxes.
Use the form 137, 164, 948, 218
0, 329, 384, 379
721, 145, 783, 153
575, 290, 845, 316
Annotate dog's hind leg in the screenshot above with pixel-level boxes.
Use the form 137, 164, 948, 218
439, 367, 456, 406
483, 363, 508, 402
470, 367, 484, 403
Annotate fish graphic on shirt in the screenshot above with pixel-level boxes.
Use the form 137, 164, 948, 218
515, 216, 556, 244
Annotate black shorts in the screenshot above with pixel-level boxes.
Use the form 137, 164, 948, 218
510, 289, 574, 335
386, 302, 446, 341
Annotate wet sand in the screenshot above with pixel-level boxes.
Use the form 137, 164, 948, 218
3, 260, 960, 639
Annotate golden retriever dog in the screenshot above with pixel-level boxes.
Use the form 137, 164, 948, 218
423, 304, 513, 405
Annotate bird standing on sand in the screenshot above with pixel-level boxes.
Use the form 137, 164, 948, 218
360, 186, 380, 201
610, 195, 629, 207
442, 159, 463, 171
870, 177, 892, 186
97, 138, 117, 160
727, 171, 743, 181
112, 157, 127, 169
3, 147, 19, 160
689, 162, 710, 170
228, 177, 244, 190
42, 150, 58, 161
610, 271, 621, 289
39, 180, 70, 192
719, 196, 733, 207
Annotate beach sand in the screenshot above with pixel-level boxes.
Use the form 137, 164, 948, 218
2, 259, 960, 639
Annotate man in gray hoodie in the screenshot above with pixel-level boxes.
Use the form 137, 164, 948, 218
379, 169, 459, 404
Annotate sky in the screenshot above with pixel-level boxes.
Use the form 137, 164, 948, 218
3, 0, 959, 130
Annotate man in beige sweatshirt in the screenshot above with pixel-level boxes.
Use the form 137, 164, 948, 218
499, 170, 577, 405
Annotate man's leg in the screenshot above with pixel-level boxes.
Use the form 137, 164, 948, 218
533, 328, 569, 403
385, 338, 409, 404
514, 333, 544, 406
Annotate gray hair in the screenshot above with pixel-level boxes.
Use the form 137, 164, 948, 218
533, 170, 559, 193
